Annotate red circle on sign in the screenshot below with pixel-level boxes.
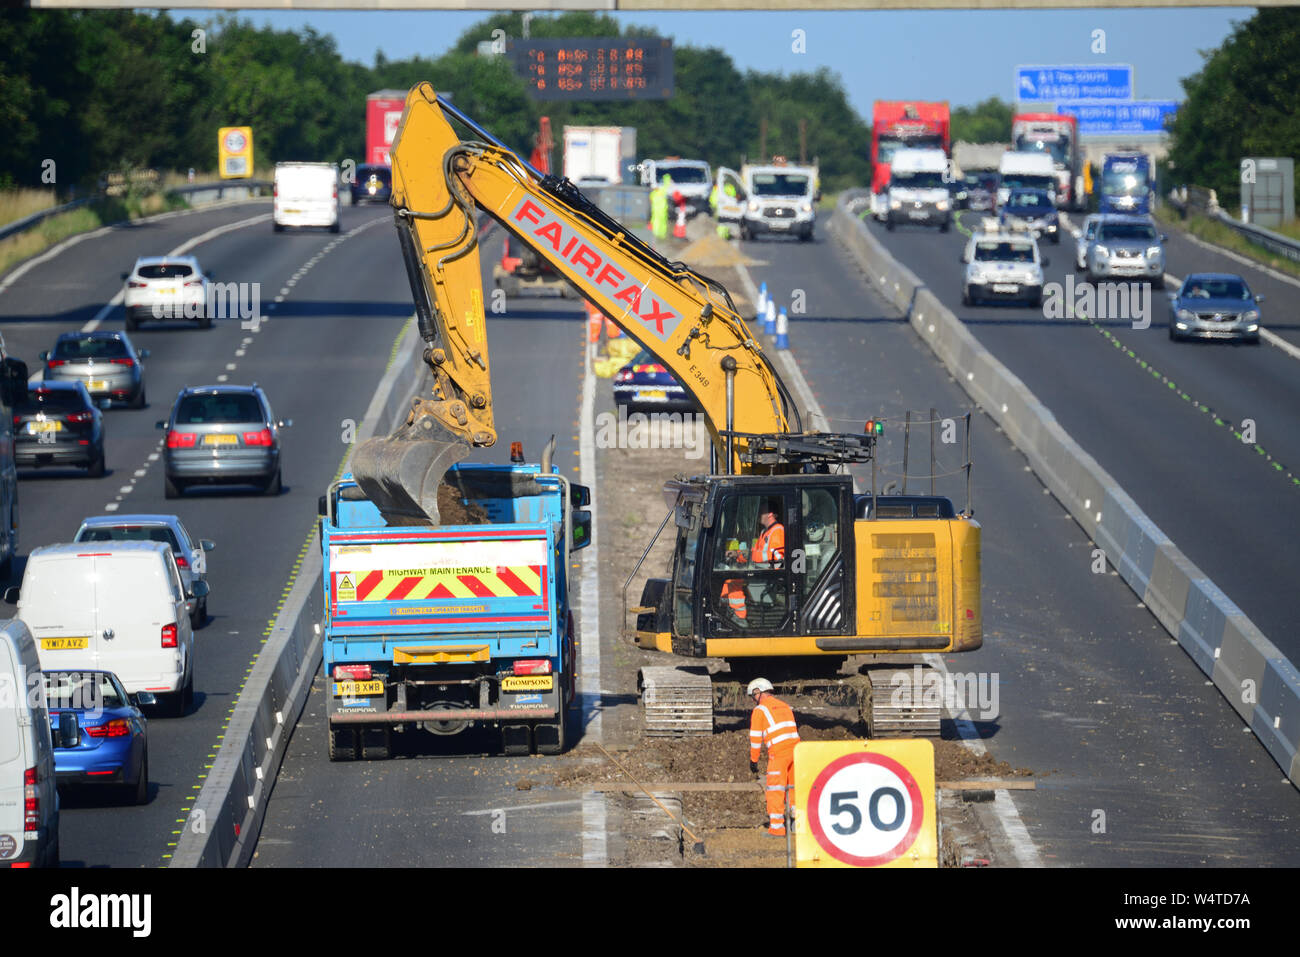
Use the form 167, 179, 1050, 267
224, 130, 247, 153
806, 751, 924, 867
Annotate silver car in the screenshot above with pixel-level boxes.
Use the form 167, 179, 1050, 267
41, 331, 149, 409
1074, 214, 1104, 271
1085, 215, 1167, 289
157, 385, 291, 497
73, 514, 215, 628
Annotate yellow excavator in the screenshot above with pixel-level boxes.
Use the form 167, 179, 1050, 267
353, 84, 982, 736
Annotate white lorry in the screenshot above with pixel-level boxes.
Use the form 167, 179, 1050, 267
562, 126, 637, 188
738, 162, 818, 241
996, 152, 1057, 210
273, 162, 341, 233
639, 158, 713, 216
885, 148, 952, 231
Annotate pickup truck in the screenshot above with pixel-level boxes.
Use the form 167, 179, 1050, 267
318, 462, 591, 760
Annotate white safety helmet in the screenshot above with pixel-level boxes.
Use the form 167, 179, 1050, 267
747, 678, 774, 697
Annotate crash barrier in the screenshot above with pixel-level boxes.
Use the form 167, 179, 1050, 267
831, 191, 1300, 789
1167, 186, 1300, 265
0, 180, 271, 245
170, 317, 426, 866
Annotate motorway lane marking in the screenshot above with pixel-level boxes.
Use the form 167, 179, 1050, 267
580, 323, 607, 867
732, 243, 1043, 867
81, 211, 270, 332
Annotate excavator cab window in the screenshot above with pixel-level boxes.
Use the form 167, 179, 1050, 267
708, 493, 793, 636
671, 504, 702, 640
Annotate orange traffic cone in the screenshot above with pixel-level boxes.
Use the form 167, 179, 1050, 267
674, 207, 687, 239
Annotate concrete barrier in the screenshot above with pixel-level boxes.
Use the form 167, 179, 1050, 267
170, 317, 426, 867
832, 194, 1300, 790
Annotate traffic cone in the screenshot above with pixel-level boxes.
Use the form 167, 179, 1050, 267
674, 207, 687, 239
764, 300, 777, 335
757, 282, 768, 318
775, 308, 789, 349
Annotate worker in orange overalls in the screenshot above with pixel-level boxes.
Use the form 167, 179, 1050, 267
737, 501, 785, 567
748, 677, 800, 836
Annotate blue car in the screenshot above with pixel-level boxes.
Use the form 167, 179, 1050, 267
43, 670, 150, 804
1168, 273, 1263, 343
1000, 188, 1060, 243
613, 350, 696, 411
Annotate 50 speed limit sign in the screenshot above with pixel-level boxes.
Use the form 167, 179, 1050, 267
793, 740, 936, 868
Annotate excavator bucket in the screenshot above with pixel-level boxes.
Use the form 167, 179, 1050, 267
351, 409, 471, 526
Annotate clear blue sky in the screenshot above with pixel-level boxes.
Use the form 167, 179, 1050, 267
244, 8, 1247, 120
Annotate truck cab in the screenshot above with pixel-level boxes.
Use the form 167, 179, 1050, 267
997, 152, 1058, 210
1099, 153, 1153, 215
885, 148, 952, 231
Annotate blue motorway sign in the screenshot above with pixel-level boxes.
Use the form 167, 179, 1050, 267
1057, 101, 1179, 136
1017, 65, 1133, 101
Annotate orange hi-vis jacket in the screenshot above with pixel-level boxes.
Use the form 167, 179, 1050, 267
750, 694, 801, 763
740, 522, 785, 565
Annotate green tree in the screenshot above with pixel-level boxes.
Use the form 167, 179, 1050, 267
1167, 8, 1300, 207
951, 97, 1013, 144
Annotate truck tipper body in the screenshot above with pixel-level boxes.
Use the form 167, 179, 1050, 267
870, 101, 950, 219
319, 463, 590, 759
562, 126, 637, 186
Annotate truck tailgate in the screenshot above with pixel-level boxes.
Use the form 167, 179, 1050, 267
326, 529, 552, 642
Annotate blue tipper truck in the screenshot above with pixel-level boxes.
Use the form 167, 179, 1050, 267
318, 462, 591, 760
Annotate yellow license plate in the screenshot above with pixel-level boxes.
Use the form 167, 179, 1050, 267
86, 380, 108, 391
203, 434, 239, 446
28, 421, 62, 433
638, 389, 667, 400
158, 287, 177, 296
41, 637, 89, 651
333, 680, 384, 697
502, 675, 553, 692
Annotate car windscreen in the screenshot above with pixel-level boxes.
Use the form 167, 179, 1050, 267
77, 525, 181, 551
1181, 278, 1251, 300
892, 171, 947, 188
974, 242, 1034, 263
136, 264, 194, 280
360, 168, 390, 183
174, 393, 264, 424
44, 671, 125, 711
657, 166, 708, 184
750, 174, 810, 196
17, 389, 87, 415
52, 337, 129, 360
1001, 174, 1054, 189
1098, 222, 1158, 242
1005, 193, 1052, 213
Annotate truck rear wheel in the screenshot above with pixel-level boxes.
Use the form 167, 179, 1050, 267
328, 723, 359, 761
534, 705, 567, 756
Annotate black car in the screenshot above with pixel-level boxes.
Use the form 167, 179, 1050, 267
351, 165, 392, 205
999, 188, 1060, 243
14, 381, 107, 475
613, 350, 695, 411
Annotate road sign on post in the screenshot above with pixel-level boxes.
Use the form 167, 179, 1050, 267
1016, 65, 1133, 102
793, 739, 937, 868
218, 127, 253, 180
1056, 101, 1178, 136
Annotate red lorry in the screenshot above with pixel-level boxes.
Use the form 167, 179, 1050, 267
366, 90, 407, 167
870, 101, 950, 219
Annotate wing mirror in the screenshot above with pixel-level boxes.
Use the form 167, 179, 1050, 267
278, 419, 293, 428
3, 586, 18, 604
1255, 294, 1266, 304
56, 711, 80, 749
133, 692, 157, 707
570, 483, 591, 508
200, 540, 215, 552
1041, 257, 1051, 268
571, 509, 592, 551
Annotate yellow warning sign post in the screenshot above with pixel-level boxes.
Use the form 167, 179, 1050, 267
218, 127, 253, 180
793, 739, 936, 868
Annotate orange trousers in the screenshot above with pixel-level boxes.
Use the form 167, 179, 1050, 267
765, 747, 795, 835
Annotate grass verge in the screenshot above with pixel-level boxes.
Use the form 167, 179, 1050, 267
1155, 205, 1300, 281
0, 191, 190, 279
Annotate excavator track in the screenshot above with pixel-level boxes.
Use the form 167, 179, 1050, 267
858, 667, 943, 738
638, 666, 714, 737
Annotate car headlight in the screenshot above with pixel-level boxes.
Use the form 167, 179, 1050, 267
890, 199, 902, 210
1146, 246, 1163, 259
1244, 310, 1259, 322
1093, 245, 1110, 258
800, 202, 812, 214
1176, 308, 1196, 322
936, 200, 949, 211
748, 201, 760, 213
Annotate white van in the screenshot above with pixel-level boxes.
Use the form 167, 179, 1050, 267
9, 542, 203, 718
273, 162, 341, 233
886, 148, 952, 231
997, 152, 1058, 209
0, 619, 60, 868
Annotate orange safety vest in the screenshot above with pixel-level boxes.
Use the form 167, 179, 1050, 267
752, 522, 785, 564
721, 578, 747, 619
749, 694, 801, 763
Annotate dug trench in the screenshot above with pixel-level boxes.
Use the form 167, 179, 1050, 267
537, 226, 1036, 868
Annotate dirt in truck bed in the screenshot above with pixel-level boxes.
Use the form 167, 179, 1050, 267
436, 479, 491, 525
